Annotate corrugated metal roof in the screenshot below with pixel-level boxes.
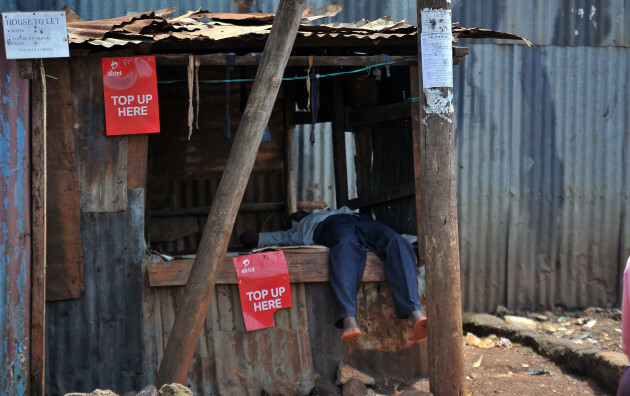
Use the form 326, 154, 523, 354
58, 6, 526, 50
0, 45, 31, 395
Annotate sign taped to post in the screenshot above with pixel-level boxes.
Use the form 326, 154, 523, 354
233, 251, 292, 331
102, 56, 160, 135
2, 11, 69, 59
420, 8, 453, 88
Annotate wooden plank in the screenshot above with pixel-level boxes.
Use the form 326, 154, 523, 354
346, 183, 415, 210
331, 77, 349, 208
71, 54, 128, 213
127, 134, 149, 190
30, 59, 46, 396
151, 200, 328, 217
347, 101, 412, 127
155, 0, 307, 386
283, 84, 297, 217
297, 200, 328, 210
147, 251, 386, 286
141, 255, 162, 386
156, 52, 468, 67
45, 58, 85, 301
155, 55, 417, 67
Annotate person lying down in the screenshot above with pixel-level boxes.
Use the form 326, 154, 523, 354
240, 206, 427, 343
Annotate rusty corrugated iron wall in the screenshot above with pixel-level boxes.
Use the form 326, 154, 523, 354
452, 0, 630, 311
0, 33, 31, 395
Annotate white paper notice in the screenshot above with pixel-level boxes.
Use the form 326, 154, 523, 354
420, 9, 453, 88
2, 12, 69, 59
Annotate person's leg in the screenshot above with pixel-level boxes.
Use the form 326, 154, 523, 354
355, 216, 422, 318
619, 366, 630, 396
313, 215, 367, 329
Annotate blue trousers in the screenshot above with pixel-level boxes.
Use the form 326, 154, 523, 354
313, 214, 422, 328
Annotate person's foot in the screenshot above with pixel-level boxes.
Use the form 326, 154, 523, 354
408, 311, 427, 342
341, 316, 362, 343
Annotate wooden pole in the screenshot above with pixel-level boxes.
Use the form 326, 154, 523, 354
30, 59, 47, 396
155, 0, 306, 386
415, 2, 466, 395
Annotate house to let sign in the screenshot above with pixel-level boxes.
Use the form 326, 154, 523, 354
233, 251, 292, 331
102, 56, 160, 135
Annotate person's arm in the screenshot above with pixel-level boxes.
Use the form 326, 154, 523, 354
240, 224, 305, 249
258, 230, 294, 247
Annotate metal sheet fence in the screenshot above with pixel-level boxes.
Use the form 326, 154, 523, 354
454, 43, 630, 311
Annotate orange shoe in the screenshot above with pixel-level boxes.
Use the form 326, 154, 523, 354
341, 326, 362, 342
408, 316, 427, 342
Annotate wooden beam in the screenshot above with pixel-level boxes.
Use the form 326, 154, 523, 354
45, 58, 84, 301
331, 77, 349, 208
346, 183, 415, 210
347, 101, 412, 127
147, 251, 386, 287
154, 50, 468, 67
30, 59, 46, 396
150, 200, 328, 217
155, 0, 306, 387
156, 55, 417, 67
416, 2, 465, 395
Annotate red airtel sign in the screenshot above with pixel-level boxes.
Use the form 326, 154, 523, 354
102, 56, 160, 135
233, 251, 292, 331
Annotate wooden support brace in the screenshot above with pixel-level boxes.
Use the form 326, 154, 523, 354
155, 0, 306, 386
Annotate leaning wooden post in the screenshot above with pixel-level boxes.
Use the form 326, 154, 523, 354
414, 1, 466, 395
155, 0, 306, 386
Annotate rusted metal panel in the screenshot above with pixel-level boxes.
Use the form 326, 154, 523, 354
305, 283, 427, 383
0, 40, 31, 395
46, 189, 146, 395
145, 282, 315, 395
71, 55, 128, 213
143, 279, 425, 393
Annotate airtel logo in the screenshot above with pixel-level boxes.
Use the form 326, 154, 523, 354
243, 259, 250, 267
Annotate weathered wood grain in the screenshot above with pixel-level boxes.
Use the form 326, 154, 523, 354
147, 251, 386, 286
45, 58, 85, 301
30, 58, 46, 396
416, 2, 465, 395
71, 54, 128, 213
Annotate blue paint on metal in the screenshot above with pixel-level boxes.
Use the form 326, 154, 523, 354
0, 47, 30, 396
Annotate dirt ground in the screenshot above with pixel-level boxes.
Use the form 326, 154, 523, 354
400, 307, 621, 395
504, 307, 623, 353
462, 343, 609, 395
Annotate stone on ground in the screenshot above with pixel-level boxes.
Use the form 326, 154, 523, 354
341, 378, 366, 396
336, 361, 375, 386
158, 383, 192, 396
